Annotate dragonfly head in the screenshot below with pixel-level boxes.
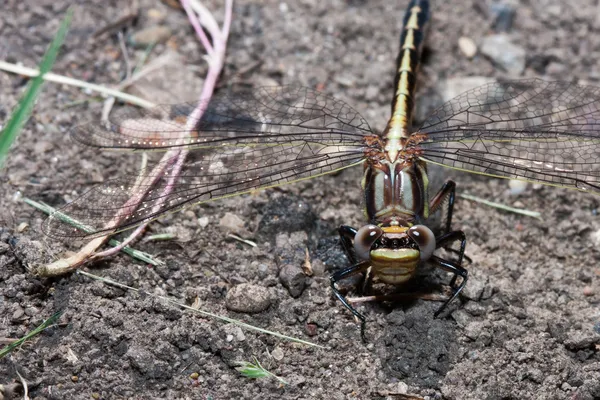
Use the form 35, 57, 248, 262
354, 224, 436, 284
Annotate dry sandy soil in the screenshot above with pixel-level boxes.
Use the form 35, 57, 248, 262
1, 0, 600, 399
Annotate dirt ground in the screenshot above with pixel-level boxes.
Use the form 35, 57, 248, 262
1, 0, 600, 399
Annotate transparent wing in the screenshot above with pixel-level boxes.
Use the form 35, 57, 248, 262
43, 86, 373, 238
416, 79, 600, 192
72, 85, 372, 149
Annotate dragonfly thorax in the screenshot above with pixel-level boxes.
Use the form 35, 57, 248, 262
362, 159, 430, 225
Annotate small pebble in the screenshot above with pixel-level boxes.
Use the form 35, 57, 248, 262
279, 264, 307, 298
458, 36, 477, 58
225, 283, 271, 313
512, 200, 525, 208
305, 322, 318, 336
386, 309, 406, 326
464, 321, 486, 341
219, 212, 245, 232
197, 216, 209, 228
561, 382, 573, 391
11, 307, 24, 321
509, 179, 528, 195
461, 274, 486, 301
583, 286, 594, 296
394, 382, 408, 395
129, 26, 172, 47
71, 375, 79, 383
147, 8, 166, 21
271, 347, 284, 361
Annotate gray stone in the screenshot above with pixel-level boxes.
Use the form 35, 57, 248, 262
564, 331, 597, 350
464, 321, 487, 341
219, 212, 245, 232
386, 309, 406, 326
462, 272, 489, 301
225, 283, 271, 313
279, 263, 307, 298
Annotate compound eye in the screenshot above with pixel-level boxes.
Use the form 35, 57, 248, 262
407, 225, 436, 260
354, 225, 384, 261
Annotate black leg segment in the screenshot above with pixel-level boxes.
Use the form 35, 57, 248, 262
330, 260, 370, 342
338, 225, 358, 265
429, 255, 468, 316
436, 230, 466, 266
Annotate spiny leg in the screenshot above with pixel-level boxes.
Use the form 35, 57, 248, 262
429, 254, 468, 316
429, 180, 456, 234
330, 260, 370, 342
430, 181, 472, 264
338, 225, 358, 264
436, 230, 466, 267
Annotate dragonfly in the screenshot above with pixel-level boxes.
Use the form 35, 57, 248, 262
43, 0, 600, 340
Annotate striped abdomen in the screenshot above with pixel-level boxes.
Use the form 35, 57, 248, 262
384, 0, 430, 162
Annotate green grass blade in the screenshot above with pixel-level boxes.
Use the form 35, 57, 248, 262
458, 193, 542, 220
236, 357, 288, 385
0, 310, 63, 359
236, 361, 270, 379
23, 197, 163, 266
0, 7, 73, 168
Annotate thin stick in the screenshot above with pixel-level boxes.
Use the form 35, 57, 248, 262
117, 31, 132, 80
15, 370, 29, 400
227, 233, 257, 247
347, 292, 449, 304
458, 193, 542, 219
77, 270, 327, 349
0, 61, 155, 109
145, 233, 176, 241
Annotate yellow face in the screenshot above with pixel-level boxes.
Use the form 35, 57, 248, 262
369, 247, 420, 285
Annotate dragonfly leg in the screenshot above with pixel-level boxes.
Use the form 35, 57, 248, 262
435, 230, 466, 268
330, 260, 371, 342
436, 220, 472, 263
429, 254, 468, 317
430, 180, 456, 234
338, 225, 358, 264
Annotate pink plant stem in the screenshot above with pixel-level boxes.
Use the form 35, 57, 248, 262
38, 1, 233, 276
95, 0, 230, 260
181, 0, 213, 55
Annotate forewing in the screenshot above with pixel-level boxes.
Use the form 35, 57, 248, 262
43, 86, 372, 238
72, 85, 372, 149
417, 79, 600, 192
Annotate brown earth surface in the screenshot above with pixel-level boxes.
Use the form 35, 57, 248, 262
1, 0, 600, 399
